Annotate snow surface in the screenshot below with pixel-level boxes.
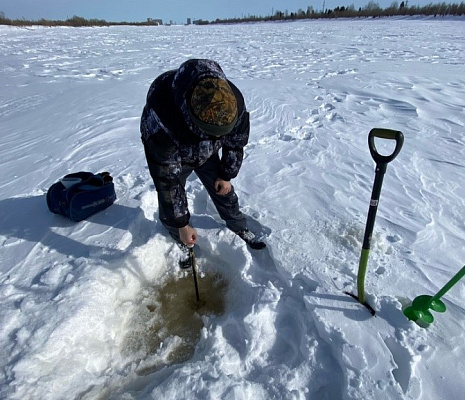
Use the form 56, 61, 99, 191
1, 18, 464, 400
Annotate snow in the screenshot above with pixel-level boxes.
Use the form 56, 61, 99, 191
1, 17, 464, 400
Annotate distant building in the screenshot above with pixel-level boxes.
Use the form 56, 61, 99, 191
187, 18, 191, 25
147, 18, 163, 25
0, 11, 5, 19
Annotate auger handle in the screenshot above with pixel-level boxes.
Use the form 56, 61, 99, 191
368, 128, 404, 165
189, 247, 200, 302
433, 265, 465, 301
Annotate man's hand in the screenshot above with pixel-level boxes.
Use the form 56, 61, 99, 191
215, 178, 232, 196
179, 225, 198, 247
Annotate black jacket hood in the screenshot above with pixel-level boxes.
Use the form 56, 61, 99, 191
172, 59, 239, 139
173, 59, 227, 105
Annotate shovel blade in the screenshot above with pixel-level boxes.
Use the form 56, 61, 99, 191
344, 291, 376, 316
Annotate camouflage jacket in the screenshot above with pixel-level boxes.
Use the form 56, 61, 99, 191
140, 59, 250, 228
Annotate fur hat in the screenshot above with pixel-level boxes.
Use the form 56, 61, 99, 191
189, 77, 238, 137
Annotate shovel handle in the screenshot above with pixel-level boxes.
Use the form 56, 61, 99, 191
368, 128, 404, 165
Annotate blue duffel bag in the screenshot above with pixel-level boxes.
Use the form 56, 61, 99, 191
46, 171, 116, 222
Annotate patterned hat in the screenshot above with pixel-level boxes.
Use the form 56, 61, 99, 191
189, 78, 238, 137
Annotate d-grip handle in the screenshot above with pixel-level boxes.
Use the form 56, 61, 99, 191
368, 128, 404, 164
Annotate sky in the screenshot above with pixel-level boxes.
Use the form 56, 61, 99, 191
0, 0, 451, 23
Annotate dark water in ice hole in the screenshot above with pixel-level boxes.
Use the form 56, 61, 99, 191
122, 272, 228, 373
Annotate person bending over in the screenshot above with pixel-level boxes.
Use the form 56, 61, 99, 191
140, 59, 265, 267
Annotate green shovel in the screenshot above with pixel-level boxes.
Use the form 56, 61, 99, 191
345, 128, 404, 315
404, 265, 465, 325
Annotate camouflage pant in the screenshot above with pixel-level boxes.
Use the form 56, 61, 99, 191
157, 154, 247, 243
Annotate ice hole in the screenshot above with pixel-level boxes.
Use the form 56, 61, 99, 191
122, 272, 228, 374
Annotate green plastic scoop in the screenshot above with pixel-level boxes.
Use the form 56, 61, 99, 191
403, 265, 465, 325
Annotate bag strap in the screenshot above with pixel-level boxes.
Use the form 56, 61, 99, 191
97, 171, 113, 184
65, 173, 113, 201
62, 171, 112, 187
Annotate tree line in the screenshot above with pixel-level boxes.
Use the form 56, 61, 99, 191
1, 2, 464, 27
212, 2, 465, 24
0, 15, 150, 27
